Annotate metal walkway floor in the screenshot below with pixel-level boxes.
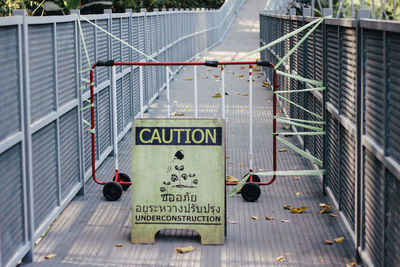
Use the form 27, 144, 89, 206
23, 0, 356, 266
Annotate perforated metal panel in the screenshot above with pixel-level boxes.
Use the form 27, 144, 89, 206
327, 113, 339, 196
364, 150, 384, 266
96, 19, 109, 85
131, 17, 139, 62
59, 108, 80, 199
98, 87, 111, 155
385, 172, 400, 267
29, 24, 55, 123
0, 144, 25, 267
32, 122, 58, 229
388, 33, 400, 163
122, 18, 130, 66
57, 22, 77, 107
326, 25, 339, 109
112, 18, 121, 73
0, 26, 20, 140
363, 29, 384, 147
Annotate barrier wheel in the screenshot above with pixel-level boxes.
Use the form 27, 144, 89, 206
243, 173, 261, 183
103, 182, 123, 201
113, 173, 131, 191
241, 182, 261, 202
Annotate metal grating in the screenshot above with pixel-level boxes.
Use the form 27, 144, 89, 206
0, 26, 20, 140
385, 171, 400, 267
29, 24, 55, 123
340, 126, 355, 230
326, 25, 339, 109
96, 19, 109, 85
341, 28, 357, 122
57, 22, 77, 107
388, 33, 400, 163
363, 29, 384, 147
98, 87, 111, 155
327, 113, 339, 196
364, 150, 384, 266
59, 108, 80, 199
32, 122, 58, 229
0, 144, 24, 267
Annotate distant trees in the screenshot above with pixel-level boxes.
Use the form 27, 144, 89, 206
0, 0, 225, 16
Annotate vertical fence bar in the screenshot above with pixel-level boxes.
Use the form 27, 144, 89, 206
166, 67, 170, 118
111, 66, 119, 176
249, 65, 253, 170
221, 65, 225, 119
194, 65, 198, 118
139, 66, 144, 118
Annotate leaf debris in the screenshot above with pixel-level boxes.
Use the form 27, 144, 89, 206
290, 206, 307, 214
278, 149, 287, 152
176, 245, 195, 253
265, 216, 274, 221
45, 254, 56, 260
251, 216, 259, 220
276, 255, 285, 262
212, 93, 222, 98
334, 237, 345, 243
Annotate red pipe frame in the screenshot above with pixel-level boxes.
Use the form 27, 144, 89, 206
89, 61, 277, 187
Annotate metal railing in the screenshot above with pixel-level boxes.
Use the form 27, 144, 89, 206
260, 9, 400, 267
0, 1, 245, 266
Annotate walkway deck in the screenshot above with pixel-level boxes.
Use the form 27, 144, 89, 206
23, 0, 356, 266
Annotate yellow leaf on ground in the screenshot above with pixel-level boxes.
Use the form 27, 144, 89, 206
240, 66, 245, 70
294, 176, 300, 180
265, 216, 274, 221
290, 206, 307, 214
176, 246, 195, 253
235, 92, 241, 95
226, 156, 230, 159
346, 262, 357, 267
278, 149, 287, 152
329, 213, 338, 217
283, 205, 292, 210
320, 205, 332, 214
334, 237, 345, 243
115, 243, 123, 247
282, 125, 290, 130
212, 93, 221, 98
226, 175, 239, 182
212, 75, 220, 79
258, 168, 266, 172
276, 255, 285, 262
242, 93, 249, 96
45, 254, 56, 260
324, 240, 333, 245
237, 74, 244, 77
170, 111, 177, 116
185, 77, 193, 81
238, 162, 243, 166
175, 113, 185, 117
251, 216, 259, 220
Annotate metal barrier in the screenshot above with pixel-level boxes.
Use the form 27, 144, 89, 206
260, 10, 400, 267
0, 1, 245, 265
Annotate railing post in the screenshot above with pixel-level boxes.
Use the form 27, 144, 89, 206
355, 7, 370, 262
13, 9, 34, 263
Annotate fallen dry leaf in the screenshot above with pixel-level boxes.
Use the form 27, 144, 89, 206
175, 113, 185, 117
176, 246, 195, 253
254, 68, 261, 71
294, 176, 300, 180
242, 93, 249, 96
251, 216, 259, 220
281, 219, 290, 223
346, 262, 357, 267
240, 66, 245, 70
276, 255, 285, 262
238, 162, 243, 166
278, 149, 287, 152
228, 220, 237, 224
258, 168, 266, 172
45, 254, 56, 260
282, 125, 291, 130
329, 213, 338, 217
319, 204, 332, 214
185, 77, 193, 81
235, 92, 241, 95
334, 237, 345, 243
226, 156, 230, 159
290, 206, 307, 214
170, 111, 177, 116
262, 82, 270, 88
206, 68, 212, 71
283, 205, 292, 210
212, 74, 220, 79
237, 74, 244, 77
115, 243, 123, 247
265, 216, 275, 221
226, 175, 239, 182
296, 192, 301, 196
212, 93, 221, 98
225, 92, 230, 95
324, 240, 333, 245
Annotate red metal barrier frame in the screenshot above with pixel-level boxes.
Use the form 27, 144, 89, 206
89, 60, 275, 187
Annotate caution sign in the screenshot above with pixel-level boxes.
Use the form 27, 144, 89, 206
132, 119, 225, 244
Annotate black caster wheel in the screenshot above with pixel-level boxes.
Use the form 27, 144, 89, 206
243, 173, 261, 183
103, 181, 123, 201
241, 182, 261, 202
113, 173, 131, 191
